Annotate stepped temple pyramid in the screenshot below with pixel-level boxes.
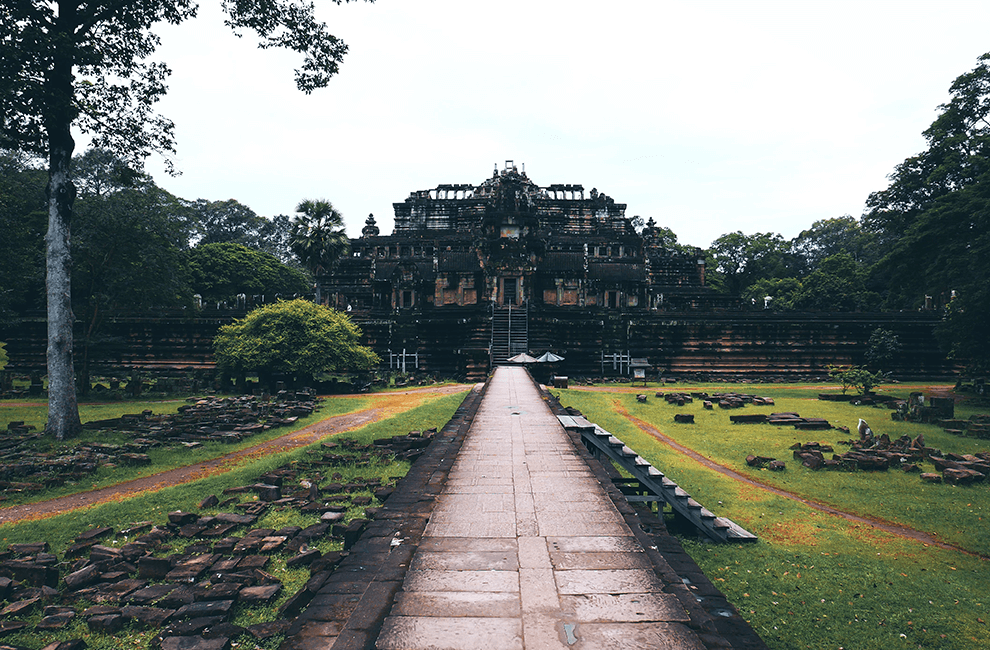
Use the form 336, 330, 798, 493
322, 162, 951, 381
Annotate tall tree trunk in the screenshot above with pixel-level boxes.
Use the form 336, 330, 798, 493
44, 15, 82, 440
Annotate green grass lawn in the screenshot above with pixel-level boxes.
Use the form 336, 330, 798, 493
0, 396, 373, 509
0, 390, 467, 650
557, 385, 990, 650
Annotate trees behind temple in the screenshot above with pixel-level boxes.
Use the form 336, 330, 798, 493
704, 219, 880, 312
0, 148, 314, 308
702, 52, 990, 371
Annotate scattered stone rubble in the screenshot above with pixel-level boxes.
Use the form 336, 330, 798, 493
0, 393, 319, 500
0, 431, 432, 649
744, 455, 786, 471
936, 415, 990, 440
655, 392, 775, 410
730, 411, 833, 430
747, 420, 990, 485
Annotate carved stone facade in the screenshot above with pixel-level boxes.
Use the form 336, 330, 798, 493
325, 163, 721, 314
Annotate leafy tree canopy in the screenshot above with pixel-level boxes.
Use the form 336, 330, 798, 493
866, 52, 990, 371
290, 198, 350, 303
741, 277, 802, 311
790, 253, 879, 312
865, 52, 990, 243
792, 216, 878, 270
188, 242, 311, 305
70, 150, 195, 393
188, 199, 293, 261
213, 299, 379, 385
828, 365, 885, 396
0, 0, 369, 438
706, 231, 799, 295
0, 150, 47, 323
866, 328, 901, 372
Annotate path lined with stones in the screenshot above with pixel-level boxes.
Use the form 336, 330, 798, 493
373, 366, 711, 650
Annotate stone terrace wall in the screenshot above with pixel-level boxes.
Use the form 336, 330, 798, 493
1, 309, 956, 381
527, 308, 954, 380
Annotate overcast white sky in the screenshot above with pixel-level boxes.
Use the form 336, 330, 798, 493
142, 0, 990, 249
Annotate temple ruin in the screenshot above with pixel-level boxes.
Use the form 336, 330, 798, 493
322, 163, 953, 380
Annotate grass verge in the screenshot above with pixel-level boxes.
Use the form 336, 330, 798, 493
0, 390, 467, 650
558, 387, 990, 650
0, 396, 373, 509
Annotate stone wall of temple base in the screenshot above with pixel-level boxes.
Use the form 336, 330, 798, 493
0, 308, 957, 383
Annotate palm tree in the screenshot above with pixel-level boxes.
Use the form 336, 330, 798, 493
290, 199, 350, 305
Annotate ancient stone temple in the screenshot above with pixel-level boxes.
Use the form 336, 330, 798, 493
320, 163, 953, 381
322, 163, 731, 378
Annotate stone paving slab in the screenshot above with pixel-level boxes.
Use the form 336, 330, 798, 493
402, 569, 520, 593
377, 616, 523, 650
549, 551, 655, 571
410, 550, 519, 572
559, 592, 691, 623
391, 591, 522, 618
572, 621, 707, 649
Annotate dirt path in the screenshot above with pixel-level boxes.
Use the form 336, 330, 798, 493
615, 405, 987, 559
0, 385, 470, 526
569, 383, 956, 394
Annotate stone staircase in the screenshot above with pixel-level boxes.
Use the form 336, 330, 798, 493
490, 303, 529, 365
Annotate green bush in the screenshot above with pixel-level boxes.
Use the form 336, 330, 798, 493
828, 364, 886, 395
214, 299, 379, 388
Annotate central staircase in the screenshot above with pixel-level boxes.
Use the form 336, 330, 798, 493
490, 303, 528, 364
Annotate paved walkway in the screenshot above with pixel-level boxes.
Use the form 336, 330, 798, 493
375, 366, 705, 649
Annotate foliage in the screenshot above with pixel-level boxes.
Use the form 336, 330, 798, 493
865, 52, 990, 244
0, 341, 7, 370
939, 282, 990, 375
706, 231, 800, 295
189, 198, 294, 261
788, 253, 879, 312
214, 299, 379, 386
290, 199, 350, 304
791, 215, 878, 270
865, 327, 901, 372
828, 364, 885, 395
741, 277, 802, 310
72, 150, 195, 392
865, 52, 990, 372
0, 0, 370, 439
0, 150, 47, 323
188, 242, 311, 305
71, 152, 191, 380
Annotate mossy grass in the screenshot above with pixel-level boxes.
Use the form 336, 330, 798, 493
0, 390, 467, 650
0, 390, 465, 553
0, 395, 374, 509
558, 387, 990, 650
